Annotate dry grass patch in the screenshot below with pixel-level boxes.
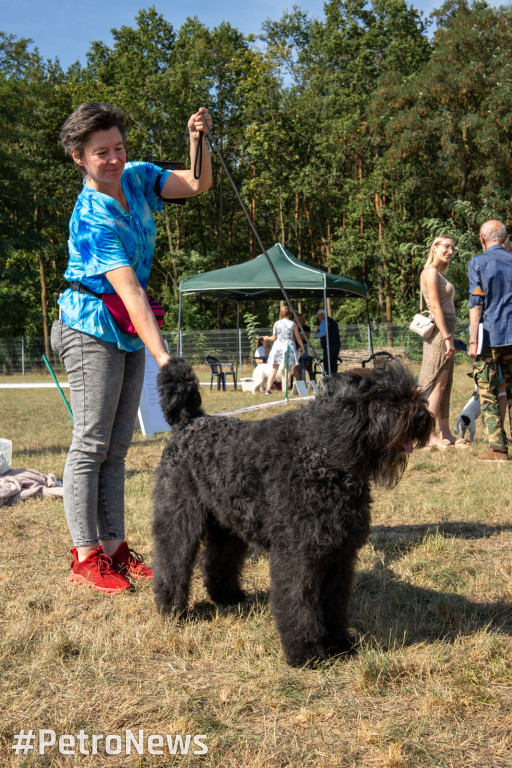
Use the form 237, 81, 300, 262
1, 362, 511, 767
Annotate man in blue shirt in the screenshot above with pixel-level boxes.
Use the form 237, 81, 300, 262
468, 220, 512, 461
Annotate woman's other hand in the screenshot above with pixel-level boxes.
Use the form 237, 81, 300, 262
105, 265, 170, 368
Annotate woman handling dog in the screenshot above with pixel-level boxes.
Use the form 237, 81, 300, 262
418, 236, 463, 447
263, 306, 305, 394
52, 102, 212, 592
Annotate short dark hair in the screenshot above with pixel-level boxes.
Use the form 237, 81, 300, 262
60, 102, 125, 158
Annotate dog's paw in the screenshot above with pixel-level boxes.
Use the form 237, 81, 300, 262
282, 643, 330, 668
326, 632, 358, 659
207, 587, 247, 606
155, 603, 187, 620
153, 590, 188, 618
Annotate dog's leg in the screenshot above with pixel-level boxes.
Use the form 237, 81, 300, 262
200, 515, 248, 605
153, 497, 206, 615
269, 551, 328, 667
321, 552, 358, 656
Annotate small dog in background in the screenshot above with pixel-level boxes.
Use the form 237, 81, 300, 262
152, 358, 433, 668
251, 362, 286, 394
455, 388, 480, 443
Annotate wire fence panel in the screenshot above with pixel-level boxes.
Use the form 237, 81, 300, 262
0, 321, 470, 375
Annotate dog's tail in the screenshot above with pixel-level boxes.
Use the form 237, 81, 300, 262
157, 357, 205, 427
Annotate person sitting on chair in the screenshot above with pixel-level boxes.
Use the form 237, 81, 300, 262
254, 337, 269, 364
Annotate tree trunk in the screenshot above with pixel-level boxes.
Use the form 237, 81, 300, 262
279, 193, 285, 245
304, 198, 315, 262
375, 192, 393, 345
217, 173, 224, 267
294, 192, 302, 260
459, 160, 469, 201
38, 250, 50, 360
195, 198, 207, 259
33, 194, 50, 359
249, 164, 256, 258
374, 193, 388, 325
163, 208, 180, 301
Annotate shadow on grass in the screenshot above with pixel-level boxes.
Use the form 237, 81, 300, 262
183, 590, 270, 622
353, 562, 512, 648
370, 521, 512, 563
16, 444, 69, 457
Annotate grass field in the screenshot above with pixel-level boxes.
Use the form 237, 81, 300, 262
1, 361, 511, 767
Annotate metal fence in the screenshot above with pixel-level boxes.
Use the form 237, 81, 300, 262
0, 321, 470, 375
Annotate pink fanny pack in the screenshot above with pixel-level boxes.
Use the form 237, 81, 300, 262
69, 283, 165, 336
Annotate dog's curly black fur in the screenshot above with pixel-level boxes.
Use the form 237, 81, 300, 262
153, 358, 433, 667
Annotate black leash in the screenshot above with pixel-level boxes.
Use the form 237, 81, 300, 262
199, 114, 325, 374
193, 130, 203, 180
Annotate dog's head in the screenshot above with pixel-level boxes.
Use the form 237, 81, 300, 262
316, 363, 433, 488
158, 357, 205, 427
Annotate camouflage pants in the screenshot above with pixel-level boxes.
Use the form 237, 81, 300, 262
473, 345, 512, 450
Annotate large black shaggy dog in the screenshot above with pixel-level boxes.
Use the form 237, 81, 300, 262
153, 358, 433, 667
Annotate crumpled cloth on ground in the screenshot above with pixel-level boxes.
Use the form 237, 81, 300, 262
0, 468, 63, 506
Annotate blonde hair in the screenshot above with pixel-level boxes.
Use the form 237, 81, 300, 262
279, 305, 292, 319
424, 236, 455, 275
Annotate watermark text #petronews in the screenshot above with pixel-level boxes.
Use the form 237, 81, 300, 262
12, 729, 208, 756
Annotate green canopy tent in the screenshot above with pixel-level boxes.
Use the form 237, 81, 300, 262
177, 242, 371, 374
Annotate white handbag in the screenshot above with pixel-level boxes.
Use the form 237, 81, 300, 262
409, 291, 435, 338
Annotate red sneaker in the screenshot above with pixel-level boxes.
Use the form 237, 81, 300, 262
68, 546, 133, 593
111, 541, 153, 579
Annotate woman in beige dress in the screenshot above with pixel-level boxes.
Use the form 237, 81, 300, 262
418, 235, 462, 447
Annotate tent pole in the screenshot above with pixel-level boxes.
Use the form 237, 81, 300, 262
323, 278, 331, 375
366, 296, 374, 365
177, 290, 183, 356
236, 303, 240, 387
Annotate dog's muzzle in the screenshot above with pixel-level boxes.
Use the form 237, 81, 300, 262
415, 409, 430, 428
402, 409, 432, 453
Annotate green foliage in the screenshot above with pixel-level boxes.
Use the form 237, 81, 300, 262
243, 311, 259, 355
2, 2, 512, 338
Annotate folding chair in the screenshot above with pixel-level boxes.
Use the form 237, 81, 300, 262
205, 356, 237, 391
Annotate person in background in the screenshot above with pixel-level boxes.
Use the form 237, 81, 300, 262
254, 337, 269, 364
263, 306, 305, 394
498, 235, 512, 428
315, 308, 340, 375
52, 102, 212, 592
293, 314, 312, 382
468, 220, 512, 460
418, 236, 461, 447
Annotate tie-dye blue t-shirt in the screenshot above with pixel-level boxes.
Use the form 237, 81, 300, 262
58, 161, 170, 351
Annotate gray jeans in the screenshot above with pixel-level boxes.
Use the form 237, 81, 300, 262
51, 321, 145, 547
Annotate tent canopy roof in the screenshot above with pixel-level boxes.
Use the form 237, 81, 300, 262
179, 243, 368, 300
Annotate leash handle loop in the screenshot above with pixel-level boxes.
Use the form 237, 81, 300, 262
193, 132, 203, 180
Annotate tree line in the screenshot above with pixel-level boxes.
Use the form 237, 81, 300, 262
1, 0, 511, 354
